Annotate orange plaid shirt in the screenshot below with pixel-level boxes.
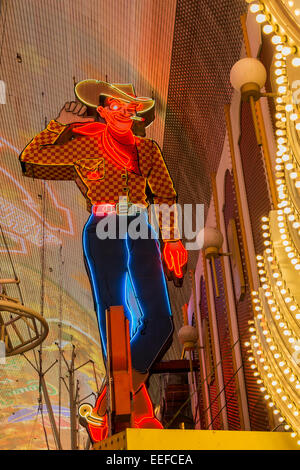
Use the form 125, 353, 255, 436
19, 120, 180, 241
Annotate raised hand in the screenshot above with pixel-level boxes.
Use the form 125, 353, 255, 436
56, 101, 95, 125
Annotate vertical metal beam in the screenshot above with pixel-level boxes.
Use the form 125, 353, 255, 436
106, 306, 133, 435
40, 376, 62, 450
69, 346, 77, 450
189, 270, 212, 429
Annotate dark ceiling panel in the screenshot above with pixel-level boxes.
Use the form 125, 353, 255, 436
163, 0, 248, 213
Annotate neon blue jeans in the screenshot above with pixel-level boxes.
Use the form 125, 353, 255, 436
82, 212, 173, 373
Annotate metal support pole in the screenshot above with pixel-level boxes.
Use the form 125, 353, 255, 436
40, 376, 62, 450
69, 346, 77, 450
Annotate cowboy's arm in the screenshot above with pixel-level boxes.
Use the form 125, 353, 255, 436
19, 102, 94, 180
147, 140, 180, 241
19, 120, 77, 180
147, 141, 187, 282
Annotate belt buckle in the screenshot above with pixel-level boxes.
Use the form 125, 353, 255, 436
93, 204, 116, 216
116, 197, 130, 215
116, 201, 129, 215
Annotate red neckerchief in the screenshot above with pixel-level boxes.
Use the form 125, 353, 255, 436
72, 122, 141, 175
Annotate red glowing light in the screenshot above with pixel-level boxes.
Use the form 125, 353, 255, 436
73, 122, 140, 173
87, 170, 100, 180
133, 385, 163, 429
163, 240, 188, 278
86, 386, 109, 443
88, 416, 108, 443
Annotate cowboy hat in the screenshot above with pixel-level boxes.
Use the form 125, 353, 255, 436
74, 79, 155, 128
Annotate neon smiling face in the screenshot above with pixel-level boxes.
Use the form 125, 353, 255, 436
97, 98, 141, 134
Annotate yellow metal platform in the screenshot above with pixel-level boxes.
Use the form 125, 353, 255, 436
93, 429, 299, 450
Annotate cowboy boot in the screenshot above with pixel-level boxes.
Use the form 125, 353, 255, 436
132, 384, 163, 429
79, 386, 108, 444
132, 368, 149, 394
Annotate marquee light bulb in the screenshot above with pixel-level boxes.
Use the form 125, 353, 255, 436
276, 76, 286, 84
292, 57, 300, 67
263, 24, 274, 34
278, 86, 287, 94
272, 35, 282, 45
256, 13, 267, 23
250, 3, 261, 13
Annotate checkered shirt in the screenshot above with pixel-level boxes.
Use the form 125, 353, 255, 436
19, 120, 180, 240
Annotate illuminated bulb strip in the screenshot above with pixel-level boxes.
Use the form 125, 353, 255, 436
260, 252, 300, 331
277, 194, 300, 230
275, 210, 300, 271
273, 55, 300, 154
251, 327, 300, 408
274, 106, 300, 181
252, 288, 300, 385
249, 1, 300, 440
252, 2, 299, 59
249, 337, 300, 438
249, 320, 300, 432
249, 317, 300, 433
253, 272, 300, 383
269, 216, 300, 295
273, 57, 300, 117
283, 157, 300, 214
259, 245, 300, 325
256, 285, 300, 371
285, 217, 300, 261
262, 226, 300, 285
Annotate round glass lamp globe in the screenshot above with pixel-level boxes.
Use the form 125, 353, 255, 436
230, 58, 267, 91
196, 227, 223, 250
178, 325, 198, 345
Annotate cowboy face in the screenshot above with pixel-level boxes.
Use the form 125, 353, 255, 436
97, 98, 141, 134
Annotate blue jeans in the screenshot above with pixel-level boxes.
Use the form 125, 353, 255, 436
82, 212, 173, 373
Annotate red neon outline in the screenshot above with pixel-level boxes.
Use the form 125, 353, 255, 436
102, 130, 133, 170
163, 240, 187, 278
133, 385, 163, 429
86, 386, 109, 443
87, 384, 163, 443
73, 122, 138, 172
